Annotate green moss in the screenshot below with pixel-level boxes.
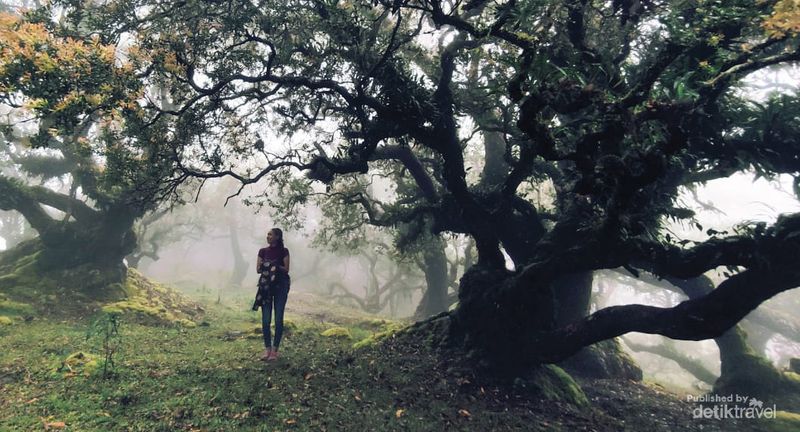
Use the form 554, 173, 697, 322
0, 291, 728, 431
0, 249, 45, 300
175, 318, 197, 328
99, 270, 200, 327
760, 411, 800, 432
283, 319, 298, 333
0, 299, 33, 316
714, 351, 800, 412
560, 338, 642, 381
0, 315, 13, 325
356, 318, 391, 330
321, 326, 353, 339
58, 352, 101, 377
524, 365, 589, 408
352, 323, 407, 349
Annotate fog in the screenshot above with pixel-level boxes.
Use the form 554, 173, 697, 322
1, 169, 798, 395
128, 179, 430, 319
129, 172, 800, 393
596, 173, 800, 392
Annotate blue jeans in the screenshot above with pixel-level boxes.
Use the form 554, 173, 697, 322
261, 278, 289, 350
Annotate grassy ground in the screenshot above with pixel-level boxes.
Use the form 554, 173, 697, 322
1, 287, 797, 431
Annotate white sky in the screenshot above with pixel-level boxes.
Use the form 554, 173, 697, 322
670, 173, 800, 242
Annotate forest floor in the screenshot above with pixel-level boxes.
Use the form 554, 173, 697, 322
1, 286, 798, 431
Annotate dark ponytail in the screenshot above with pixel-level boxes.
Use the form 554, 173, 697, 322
270, 228, 285, 250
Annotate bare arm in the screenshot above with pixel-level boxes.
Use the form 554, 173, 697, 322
256, 256, 262, 274
283, 253, 290, 273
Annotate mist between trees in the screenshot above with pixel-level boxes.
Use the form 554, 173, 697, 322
2, 0, 800, 408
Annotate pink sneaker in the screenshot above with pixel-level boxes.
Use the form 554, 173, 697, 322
269, 350, 279, 360
259, 350, 270, 361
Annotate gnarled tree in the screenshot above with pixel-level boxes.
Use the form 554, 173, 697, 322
68, 0, 800, 396
0, 8, 178, 301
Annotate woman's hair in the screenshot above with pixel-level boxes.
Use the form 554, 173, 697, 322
270, 228, 285, 249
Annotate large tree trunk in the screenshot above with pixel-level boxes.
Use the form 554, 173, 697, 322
450, 264, 554, 375
227, 224, 248, 289
0, 177, 138, 302
477, 116, 509, 188
553, 272, 594, 327
36, 214, 136, 272
552, 272, 643, 380
713, 327, 800, 409
0, 234, 131, 309
414, 237, 450, 319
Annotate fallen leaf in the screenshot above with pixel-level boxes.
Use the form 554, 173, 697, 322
44, 421, 66, 429
395, 409, 405, 418
304, 372, 314, 381
285, 419, 296, 425
458, 409, 471, 418
232, 410, 250, 419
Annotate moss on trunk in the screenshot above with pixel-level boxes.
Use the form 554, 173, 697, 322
0, 239, 128, 316
713, 327, 800, 412
560, 338, 643, 381
518, 364, 590, 407
451, 264, 552, 375
0, 239, 202, 325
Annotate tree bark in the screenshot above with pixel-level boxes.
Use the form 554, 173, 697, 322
414, 237, 450, 319
0, 176, 138, 291
553, 271, 593, 327
228, 224, 248, 289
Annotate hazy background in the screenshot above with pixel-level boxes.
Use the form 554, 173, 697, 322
2, 147, 799, 396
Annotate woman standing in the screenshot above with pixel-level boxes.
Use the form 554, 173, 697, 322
256, 228, 290, 361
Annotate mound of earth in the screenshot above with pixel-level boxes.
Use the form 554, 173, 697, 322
0, 241, 202, 326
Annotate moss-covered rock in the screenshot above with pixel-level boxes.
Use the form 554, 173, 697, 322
56, 352, 101, 377
0, 315, 13, 325
516, 365, 589, 408
321, 326, 353, 339
560, 338, 643, 381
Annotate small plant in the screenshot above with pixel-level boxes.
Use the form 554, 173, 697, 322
85, 312, 123, 378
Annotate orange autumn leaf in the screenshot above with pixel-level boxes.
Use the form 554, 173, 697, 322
763, 0, 800, 38
0, 11, 137, 117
